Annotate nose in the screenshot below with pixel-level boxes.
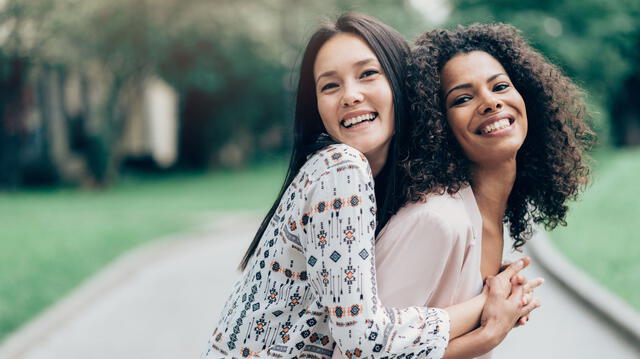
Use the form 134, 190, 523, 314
478, 92, 503, 115
341, 82, 364, 107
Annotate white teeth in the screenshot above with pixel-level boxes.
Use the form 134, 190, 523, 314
342, 113, 377, 128
480, 119, 511, 134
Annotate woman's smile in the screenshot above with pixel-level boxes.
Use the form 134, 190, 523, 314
314, 32, 395, 168
441, 51, 528, 165
341, 111, 378, 129
475, 114, 515, 136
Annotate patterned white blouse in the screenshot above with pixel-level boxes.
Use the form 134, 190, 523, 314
202, 144, 450, 359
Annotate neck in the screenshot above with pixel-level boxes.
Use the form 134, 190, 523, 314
366, 144, 390, 177
470, 159, 516, 228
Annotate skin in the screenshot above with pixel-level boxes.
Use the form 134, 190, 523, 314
314, 33, 395, 176
441, 51, 528, 279
314, 41, 540, 357
444, 260, 541, 359
439, 51, 543, 358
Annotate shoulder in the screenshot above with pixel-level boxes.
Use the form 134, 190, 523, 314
300, 144, 372, 182
390, 190, 473, 237
377, 190, 474, 256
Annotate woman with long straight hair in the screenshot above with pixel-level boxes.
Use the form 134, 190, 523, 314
201, 14, 534, 359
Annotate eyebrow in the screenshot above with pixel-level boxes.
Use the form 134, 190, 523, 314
443, 72, 507, 100
315, 58, 378, 84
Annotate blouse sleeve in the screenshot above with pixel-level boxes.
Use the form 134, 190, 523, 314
299, 146, 450, 358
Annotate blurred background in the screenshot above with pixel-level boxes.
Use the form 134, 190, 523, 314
0, 0, 638, 347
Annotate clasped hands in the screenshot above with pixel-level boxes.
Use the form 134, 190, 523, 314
479, 257, 544, 347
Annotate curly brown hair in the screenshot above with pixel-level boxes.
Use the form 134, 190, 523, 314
403, 23, 595, 249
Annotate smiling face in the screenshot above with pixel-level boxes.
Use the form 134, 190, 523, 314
314, 33, 394, 167
441, 51, 528, 167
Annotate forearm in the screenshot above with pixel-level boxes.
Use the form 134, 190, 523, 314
305, 156, 449, 357
442, 326, 497, 359
444, 291, 487, 339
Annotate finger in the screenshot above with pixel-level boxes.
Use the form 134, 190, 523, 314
524, 277, 544, 293
522, 292, 531, 306
499, 257, 530, 279
508, 282, 525, 305
511, 274, 526, 286
500, 261, 511, 272
518, 316, 527, 327
519, 297, 541, 317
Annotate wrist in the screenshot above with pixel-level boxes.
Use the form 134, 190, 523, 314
478, 321, 502, 350
479, 290, 489, 305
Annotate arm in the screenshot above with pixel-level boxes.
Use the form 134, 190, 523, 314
376, 202, 488, 341
301, 147, 449, 358
443, 260, 542, 359
442, 326, 496, 359
444, 289, 486, 340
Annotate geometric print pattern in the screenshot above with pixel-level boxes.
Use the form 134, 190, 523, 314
201, 144, 450, 358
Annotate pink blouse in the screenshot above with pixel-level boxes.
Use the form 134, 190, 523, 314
333, 185, 493, 359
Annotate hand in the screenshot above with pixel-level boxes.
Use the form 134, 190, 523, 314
480, 259, 527, 328
499, 259, 544, 327
489, 257, 531, 299
479, 259, 541, 347
515, 277, 544, 327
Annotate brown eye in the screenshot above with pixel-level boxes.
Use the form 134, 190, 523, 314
452, 95, 472, 107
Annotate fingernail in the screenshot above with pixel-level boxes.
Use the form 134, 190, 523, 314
517, 260, 523, 268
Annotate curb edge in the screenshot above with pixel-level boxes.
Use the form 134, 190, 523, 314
528, 230, 640, 352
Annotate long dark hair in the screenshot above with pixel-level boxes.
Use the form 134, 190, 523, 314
239, 13, 411, 270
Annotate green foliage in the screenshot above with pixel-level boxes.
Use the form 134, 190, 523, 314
448, 0, 640, 146
0, 160, 286, 340
1, 0, 426, 179
549, 148, 640, 309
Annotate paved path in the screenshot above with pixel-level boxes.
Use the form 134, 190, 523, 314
1, 214, 638, 358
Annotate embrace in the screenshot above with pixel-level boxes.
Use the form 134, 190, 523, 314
202, 12, 593, 359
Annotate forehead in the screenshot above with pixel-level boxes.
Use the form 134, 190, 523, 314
441, 51, 507, 88
314, 33, 377, 78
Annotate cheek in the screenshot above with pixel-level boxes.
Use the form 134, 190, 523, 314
381, 89, 394, 113
316, 97, 335, 129
370, 80, 393, 109
511, 92, 527, 114
514, 96, 528, 135
446, 111, 466, 139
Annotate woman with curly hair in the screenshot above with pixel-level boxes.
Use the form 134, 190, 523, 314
202, 15, 536, 359
370, 23, 594, 358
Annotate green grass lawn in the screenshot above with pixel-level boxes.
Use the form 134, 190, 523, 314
548, 148, 640, 310
0, 160, 286, 341
2, 149, 638, 342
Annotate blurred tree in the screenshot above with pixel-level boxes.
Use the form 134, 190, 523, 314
0, 0, 424, 187
447, 0, 640, 146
